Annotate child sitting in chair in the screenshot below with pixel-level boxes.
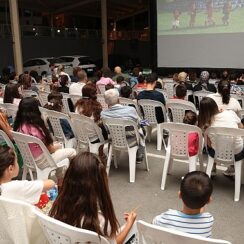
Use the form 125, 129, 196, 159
153, 171, 214, 238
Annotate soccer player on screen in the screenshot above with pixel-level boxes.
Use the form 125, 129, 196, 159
172, 9, 181, 29
189, 0, 197, 27
205, 0, 215, 27
222, 0, 232, 25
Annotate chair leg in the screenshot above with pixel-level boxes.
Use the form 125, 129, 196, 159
146, 126, 152, 142
106, 146, 113, 175
157, 124, 162, 151
144, 147, 149, 171
198, 153, 204, 171
128, 147, 138, 183
234, 160, 243, 202
206, 156, 214, 177
113, 149, 119, 169
161, 147, 171, 190
189, 156, 197, 172
167, 158, 173, 175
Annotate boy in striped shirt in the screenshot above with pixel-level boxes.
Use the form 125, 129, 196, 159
153, 171, 214, 238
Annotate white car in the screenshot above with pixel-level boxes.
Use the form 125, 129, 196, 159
58, 55, 96, 76
23, 57, 72, 76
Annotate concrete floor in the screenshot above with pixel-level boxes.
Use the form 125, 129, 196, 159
108, 137, 244, 244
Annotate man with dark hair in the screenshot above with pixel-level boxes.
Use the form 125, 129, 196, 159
153, 171, 214, 238
175, 84, 187, 99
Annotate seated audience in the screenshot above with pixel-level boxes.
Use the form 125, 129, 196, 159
112, 66, 130, 82
120, 86, 132, 99
105, 84, 115, 91
3, 83, 22, 105
49, 152, 137, 244
0, 145, 55, 204
56, 65, 71, 83
193, 71, 217, 93
69, 69, 87, 96
198, 97, 243, 176
153, 171, 214, 238
115, 76, 128, 90
71, 67, 82, 83
134, 75, 147, 89
20, 73, 38, 93
174, 84, 187, 100
96, 68, 115, 86
208, 80, 241, 113
58, 75, 69, 94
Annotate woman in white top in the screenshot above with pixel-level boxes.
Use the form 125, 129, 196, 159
49, 152, 137, 244
208, 79, 241, 113
198, 97, 243, 176
0, 145, 55, 204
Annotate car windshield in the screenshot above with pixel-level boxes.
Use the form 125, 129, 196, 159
59, 57, 75, 62
47, 58, 65, 63
78, 57, 94, 65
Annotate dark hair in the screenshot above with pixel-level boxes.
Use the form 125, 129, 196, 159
146, 73, 158, 84
120, 86, 132, 98
183, 111, 197, 125
44, 92, 63, 112
176, 84, 187, 99
0, 145, 16, 178
82, 84, 97, 100
49, 152, 119, 238
73, 67, 82, 77
198, 97, 219, 130
77, 70, 87, 81
59, 75, 69, 87
3, 83, 21, 103
105, 84, 114, 91
14, 97, 53, 145
218, 80, 230, 105
20, 74, 32, 89
116, 76, 125, 84
9, 72, 16, 81
101, 68, 112, 78
181, 171, 213, 209
137, 75, 145, 84
29, 70, 39, 81
155, 81, 162, 89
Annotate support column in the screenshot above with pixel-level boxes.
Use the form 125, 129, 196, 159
9, 0, 23, 74
101, 0, 108, 68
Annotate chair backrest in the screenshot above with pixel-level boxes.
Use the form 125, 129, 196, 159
0, 129, 15, 149
204, 127, 244, 164
137, 220, 231, 244
161, 122, 203, 160
193, 91, 213, 108
231, 94, 244, 108
2, 103, 18, 121
38, 91, 49, 107
137, 99, 167, 125
22, 90, 39, 98
156, 89, 168, 101
97, 84, 106, 94
61, 92, 72, 114
102, 118, 139, 150
12, 131, 57, 172
97, 94, 108, 110
70, 112, 104, 146
164, 81, 174, 98
0, 196, 46, 244
33, 208, 109, 244
69, 94, 82, 106
166, 99, 197, 123
119, 97, 142, 117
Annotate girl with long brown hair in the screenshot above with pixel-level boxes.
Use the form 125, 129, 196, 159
49, 152, 136, 243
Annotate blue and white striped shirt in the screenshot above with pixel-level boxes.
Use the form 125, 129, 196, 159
153, 209, 214, 238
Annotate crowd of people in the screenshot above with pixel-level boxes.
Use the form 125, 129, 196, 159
0, 64, 243, 243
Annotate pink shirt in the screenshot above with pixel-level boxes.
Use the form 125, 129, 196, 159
18, 124, 45, 158
96, 77, 115, 85
188, 132, 199, 156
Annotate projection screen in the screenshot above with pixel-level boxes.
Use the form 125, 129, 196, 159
157, 0, 244, 68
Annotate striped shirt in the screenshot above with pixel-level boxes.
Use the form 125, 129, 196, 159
153, 209, 214, 238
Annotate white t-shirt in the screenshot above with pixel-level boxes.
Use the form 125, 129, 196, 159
210, 110, 243, 154
0, 180, 43, 204
69, 82, 85, 95
208, 93, 241, 113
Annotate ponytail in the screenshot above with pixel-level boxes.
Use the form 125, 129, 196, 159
218, 80, 230, 105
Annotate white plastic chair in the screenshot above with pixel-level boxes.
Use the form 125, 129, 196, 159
97, 84, 106, 94
119, 97, 142, 117
0, 196, 46, 244
69, 94, 82, 106
231, 94, 244, 108
41, 108, 76, 148
12, 131, 69, 180
204, 127, 244, 201
193, 91, 213, 108
33, 208, 109, 244
22, 90, 39, 98
137, 99, 167, 151
38, 91, 49, 107
103, 118, 149, 183
164, 81, 174, 98
1, 103, 18, 121
97, 94, 108, 110
61, 92, 72, 114
0, 129, 15, 149
70, 112, 106, 154
137, 220, 231, 244
161, 123, 203, 190
156, 89, 168, 102
166, 99, 197, 123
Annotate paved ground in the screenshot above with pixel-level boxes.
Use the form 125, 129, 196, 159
109, 135, 244, 244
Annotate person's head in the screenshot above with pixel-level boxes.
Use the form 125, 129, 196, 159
77, 69, 87, 83
101, 67, 112, 78
222, 70, 229, 80
155, 81, 162, 89
20, 73, 32, 89
120, 86, 132, 98
180, 171, 213, 210
0, 145, 19, 182
14, 97, 53, 145
188, 71, 197, 82
183, 110, 197, 125
82, 83, 97, 100
198, 97, 219, 130
9, 72, 17, 81
132, 67, 140, 77
3, 83, 22, 103
57, 64, 64, 73
137, 75, 145, 84
218, 80, 231, 105
178, 72, 187, 83
105, 84, 114, 91
200, 71, 210, 84
175, 84, 187, 99
29, 70, 39, 80
114, 66, 122, 75
49, 152, 119, 237
44, 92, 63, 112
59, 75, 68, 87
145, 73, 158, 89
104, 88, 119, 106
116, 76, 125, 85
172, 73, 179, 82
73, 66, 82, 77
229, 73, 238, 83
